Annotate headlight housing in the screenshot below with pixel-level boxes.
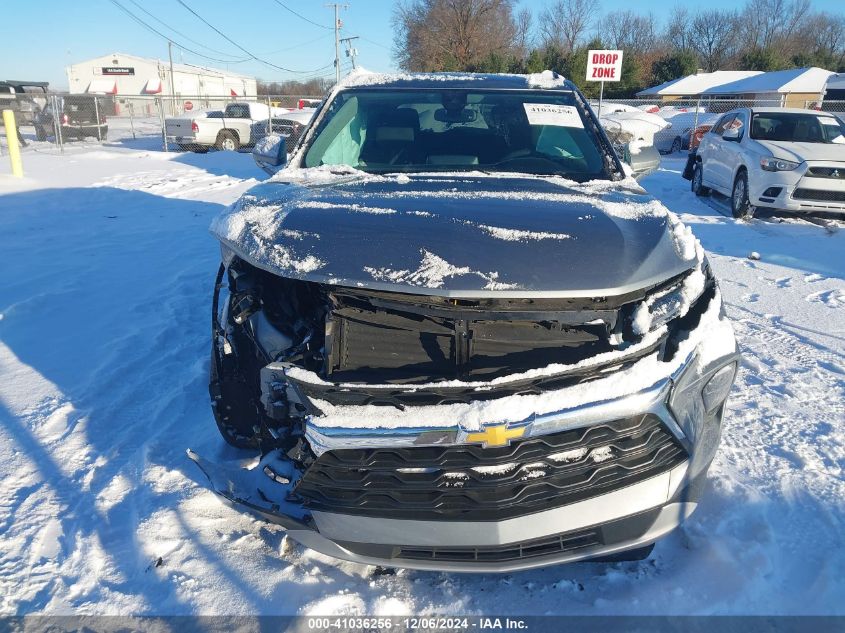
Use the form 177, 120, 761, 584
760, 157, 800, 171
631, 264, 710, 336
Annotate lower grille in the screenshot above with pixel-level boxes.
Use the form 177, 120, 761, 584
295, 414, 687, 521
793, 188, 845, 203
398, 527, 602, 563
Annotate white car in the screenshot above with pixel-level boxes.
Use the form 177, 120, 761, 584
692, 107, 845, 217
654, 112, 719, 154
165, 101, 285, 152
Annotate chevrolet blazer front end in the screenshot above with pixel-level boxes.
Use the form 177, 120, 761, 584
191, 72, 739, 571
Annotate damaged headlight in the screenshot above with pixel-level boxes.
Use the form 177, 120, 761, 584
631, 263, 711, 336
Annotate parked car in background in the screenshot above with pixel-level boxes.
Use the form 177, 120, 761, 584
654, 112, 719, 154
34, 94, 108, 141
822, 72, 845, 107
600, 110, 669, 178
0, 80, 49, 126
251, 108, 316, 154
192, 71, 740, 572
166, 101, 283, 152
691, 107, 845, 217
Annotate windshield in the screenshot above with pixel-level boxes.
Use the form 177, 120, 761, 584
301, 89, 610, 180
751, 112, 845, 144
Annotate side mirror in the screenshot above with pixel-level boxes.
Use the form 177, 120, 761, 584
722, 127, 741, 142
252, 134, 287, 175
625, 143, 660, 180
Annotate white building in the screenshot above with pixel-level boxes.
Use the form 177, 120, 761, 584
66, 52, 256, 100
637, 71, 763, 99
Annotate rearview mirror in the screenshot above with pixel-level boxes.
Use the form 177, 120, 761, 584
722, 127, 741, 141
252, 134, 287, 175
434, 108, 477, 124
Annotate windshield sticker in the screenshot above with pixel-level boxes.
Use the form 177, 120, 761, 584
819, 117, 839, 126
523, 103, 584, 128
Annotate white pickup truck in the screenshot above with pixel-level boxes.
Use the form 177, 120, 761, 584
165, 102, 282, 152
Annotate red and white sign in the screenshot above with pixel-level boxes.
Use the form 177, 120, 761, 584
184, 101, 194, 111
586, 50, 623, 82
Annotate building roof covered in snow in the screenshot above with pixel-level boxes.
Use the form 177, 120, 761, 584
637, 71, 762, 97
702, 67, 834, 96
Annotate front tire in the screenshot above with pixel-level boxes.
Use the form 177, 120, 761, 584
731, 171, 754, 219
691, 162, 710, 197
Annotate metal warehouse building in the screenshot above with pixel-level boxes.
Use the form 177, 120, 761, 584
66, 52, 256, 100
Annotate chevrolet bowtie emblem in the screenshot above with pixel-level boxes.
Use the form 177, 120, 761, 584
466, 424, 526, 448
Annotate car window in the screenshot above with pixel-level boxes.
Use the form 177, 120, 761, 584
716, 115, 743, 137
302, 89, 609, 180
726, 112, 747, 138
711, 114, 732, 136
225, 104, 250, 118
751, 112, 845, 143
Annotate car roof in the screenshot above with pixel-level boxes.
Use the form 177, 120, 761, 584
338, 71, 577, 92
747, 107, 830, 115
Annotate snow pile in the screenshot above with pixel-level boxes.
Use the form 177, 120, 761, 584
339, 68, 484, 88
526, 70, 567, 88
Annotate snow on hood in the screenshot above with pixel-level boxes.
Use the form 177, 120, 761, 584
754, 140, 845, 163
211, 169, 696, 297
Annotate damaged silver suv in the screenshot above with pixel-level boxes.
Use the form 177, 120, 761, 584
190, 71, 739, 572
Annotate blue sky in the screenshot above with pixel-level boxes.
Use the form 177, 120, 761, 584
4, 0, 844, 89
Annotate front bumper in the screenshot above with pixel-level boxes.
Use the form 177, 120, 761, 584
750, 161, 845, 212
191, 289, 739, 571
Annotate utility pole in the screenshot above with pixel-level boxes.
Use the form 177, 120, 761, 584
326, 3, 347, 84
340, 36, 359, 70
168, 41, 177, 116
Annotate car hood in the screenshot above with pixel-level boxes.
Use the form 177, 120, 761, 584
755, 140, 845, 163
211, 170, 695, 297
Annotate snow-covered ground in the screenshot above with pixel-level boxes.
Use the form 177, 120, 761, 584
1, 121, 843, 615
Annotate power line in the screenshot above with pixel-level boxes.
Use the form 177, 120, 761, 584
358, 35, 391, 51
263, 33, 333, 55
175, 0, 335, 74
108, 0, 251, 64
123, 0, 249, 60
269, 0, 333, 30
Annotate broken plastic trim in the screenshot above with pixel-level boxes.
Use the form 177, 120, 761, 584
187, 449, 314, 531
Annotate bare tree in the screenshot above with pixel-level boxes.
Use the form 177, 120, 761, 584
665, 6, 693, 53
795, 11, 845, 65
740, 0, 811, 52
690, 10, 741, 71
393, 0, 527, 71
600, 10, 657, 54
538, 0, 598, 54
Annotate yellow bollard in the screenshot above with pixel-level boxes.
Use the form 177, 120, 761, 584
2, 109, 23, 178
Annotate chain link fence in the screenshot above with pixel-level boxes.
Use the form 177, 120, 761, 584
0, 92, 322, 155
2, 92, 843, 157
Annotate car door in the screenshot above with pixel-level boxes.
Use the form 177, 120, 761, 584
705, 112, 740, 192
719, 110, 749, 190
698, 114, 730, 191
